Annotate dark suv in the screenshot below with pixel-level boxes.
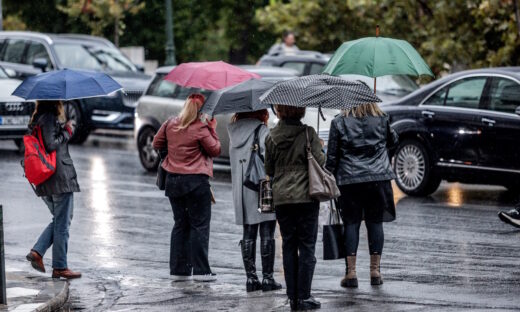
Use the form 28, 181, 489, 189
383, 67, 520, 196
0, 31, 151, 143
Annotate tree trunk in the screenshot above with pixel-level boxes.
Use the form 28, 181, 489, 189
514, 0, 520, 38
114, 0, 119, 47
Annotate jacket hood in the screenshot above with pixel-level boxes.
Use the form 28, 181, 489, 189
269, 120, 307, 149
227, 118, 263, 149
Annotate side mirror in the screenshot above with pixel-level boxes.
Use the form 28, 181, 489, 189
3, 68, 17, 78
516, 106, 520, 116
32, 58, 49, 72
135, 64, 145, 73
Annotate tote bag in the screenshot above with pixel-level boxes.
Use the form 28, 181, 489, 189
323, 200, 346, 260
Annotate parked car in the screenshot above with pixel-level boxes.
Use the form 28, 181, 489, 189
135, 66, 298, 171
383, 67, 520, 196
0, 65, 33, 148
0, 31, 151, 143
257, 50, 331, 76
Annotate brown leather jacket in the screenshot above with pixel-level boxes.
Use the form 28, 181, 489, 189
152, 117, 221, 177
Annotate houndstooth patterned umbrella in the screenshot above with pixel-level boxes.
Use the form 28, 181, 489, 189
258, 74, 381, 109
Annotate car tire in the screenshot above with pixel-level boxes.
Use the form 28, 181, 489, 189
393, 139, 441, 197
138, 127, 160, 172
64, 101, 90, 144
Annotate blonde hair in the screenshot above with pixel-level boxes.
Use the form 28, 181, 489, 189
342, 103, 385, 118
30, 100, 66, 124
176, 93, 205, 130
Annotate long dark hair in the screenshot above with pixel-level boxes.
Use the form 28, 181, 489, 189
30, 100, 65, 125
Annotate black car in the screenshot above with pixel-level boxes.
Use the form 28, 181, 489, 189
0, 31, 151, 143
383, 67, 520, 196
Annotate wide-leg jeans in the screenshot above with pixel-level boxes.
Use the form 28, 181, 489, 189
33, 192, 74, 269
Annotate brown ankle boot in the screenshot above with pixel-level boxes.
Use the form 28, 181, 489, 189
26, 250, 45, 273
340, 256, 358, 288
370, 254, 383, 285
52, 268, 82, 279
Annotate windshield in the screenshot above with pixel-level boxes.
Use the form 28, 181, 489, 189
54, 43, 137, 72
340, 74, 418, 95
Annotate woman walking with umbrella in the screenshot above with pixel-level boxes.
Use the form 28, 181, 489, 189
153, 94, 221, 282
227, 109, 282, 292
325, 100, 398, 287
14, 69, 123, 279
264, 104, 324, 310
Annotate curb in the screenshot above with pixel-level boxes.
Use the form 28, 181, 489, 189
34, 280, 69, 312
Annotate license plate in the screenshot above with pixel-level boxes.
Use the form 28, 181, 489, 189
0, 115, 30, 126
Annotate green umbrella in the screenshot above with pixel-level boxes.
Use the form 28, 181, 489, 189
323, 30, 434, 92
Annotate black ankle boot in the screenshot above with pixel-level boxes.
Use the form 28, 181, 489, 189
260, 239, 282, 291
297, 296, 321, 310
240, 240, 262, 292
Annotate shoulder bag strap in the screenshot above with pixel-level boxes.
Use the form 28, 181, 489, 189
253, 124, 264, 162
305, 126, 313, 159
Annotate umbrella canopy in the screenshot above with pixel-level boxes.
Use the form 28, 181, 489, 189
164, 61, 261, 91
322, 37, 434, 78
200, 79, 274, 116
259, 74, 381, 110
12, 69, 122, 100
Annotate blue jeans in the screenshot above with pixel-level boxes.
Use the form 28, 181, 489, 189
344, 221, 384, 256
32, 193, 74, 269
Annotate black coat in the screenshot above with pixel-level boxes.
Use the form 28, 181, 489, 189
32, 113, 80, 196
325, 115, 398, 185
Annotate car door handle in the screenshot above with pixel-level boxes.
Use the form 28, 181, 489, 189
481, 118, 496, 126
421, 110, 435, 118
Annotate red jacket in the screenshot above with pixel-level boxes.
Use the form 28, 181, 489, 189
152, 117, 221, 177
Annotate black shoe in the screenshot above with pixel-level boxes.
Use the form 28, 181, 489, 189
297, 296, 321, 310
240, 240, 262, 292
289, 299, 298, 311
260, 239, 282, 292
498, 207, 520, 228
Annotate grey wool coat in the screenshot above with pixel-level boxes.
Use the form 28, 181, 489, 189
228, 119, 276, 225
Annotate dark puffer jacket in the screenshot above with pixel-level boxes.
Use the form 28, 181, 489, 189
325, 115, 398, 185
265, 119, 325, 206
32, 113, 80, 196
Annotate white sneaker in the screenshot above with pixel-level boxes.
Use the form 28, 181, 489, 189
171, 275, 192, 282
193, 273, 217, 282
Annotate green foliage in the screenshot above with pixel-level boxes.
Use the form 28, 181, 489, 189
257, 0, 520, 75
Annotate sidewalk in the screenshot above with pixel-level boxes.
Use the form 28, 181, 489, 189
0, 267, 68, 312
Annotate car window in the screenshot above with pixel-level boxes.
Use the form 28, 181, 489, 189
281, 62, 306, 75
146, 73, 211, 99
3, 39, 26, 63
445, 77, 487, 109
25, 41, 52, 69
309, 63, 324, 75
423, 87, 448, 106
485, 77, 520, 114
54, 43, 136, 72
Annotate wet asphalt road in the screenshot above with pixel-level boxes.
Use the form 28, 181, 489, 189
1, 133, 520, 311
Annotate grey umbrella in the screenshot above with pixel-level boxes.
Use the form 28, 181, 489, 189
200, 79, 274, 116
259, 74, 381, 110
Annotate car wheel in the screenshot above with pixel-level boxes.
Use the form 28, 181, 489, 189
393, 139, 441, 196
64, 101, 89, 144
138, 127, 159, 172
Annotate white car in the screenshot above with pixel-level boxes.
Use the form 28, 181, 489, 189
0, 66, 33, 149
134, 65, 298, 171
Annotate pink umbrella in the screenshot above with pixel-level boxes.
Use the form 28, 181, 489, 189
164, 61, 261, 90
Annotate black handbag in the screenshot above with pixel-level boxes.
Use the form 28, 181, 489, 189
323, 200, 346, 260
156, 149, 168, 190
243, 124, 266, 191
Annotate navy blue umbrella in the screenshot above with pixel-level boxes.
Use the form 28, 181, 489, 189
12, 69, 123, 100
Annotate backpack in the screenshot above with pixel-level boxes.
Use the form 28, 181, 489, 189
22, 125, 56, 186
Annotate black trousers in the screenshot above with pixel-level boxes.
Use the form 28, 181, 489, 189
243, 220, 276, 240
168, 183, 212, 275
276, 202, 319, 300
